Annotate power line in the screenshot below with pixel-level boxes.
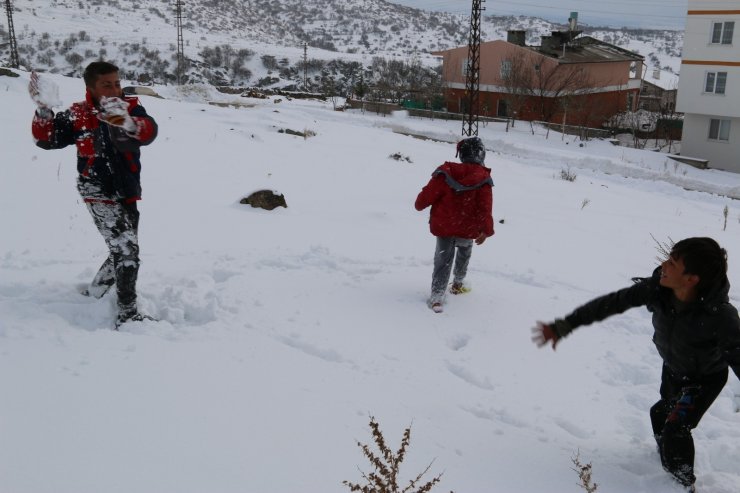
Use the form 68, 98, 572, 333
491, 0, 687, 20
397, 0, 687, 23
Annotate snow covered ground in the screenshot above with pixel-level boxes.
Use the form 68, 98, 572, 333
1, 70, 739, 493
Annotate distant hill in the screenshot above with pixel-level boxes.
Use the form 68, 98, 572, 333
1, 0, 683, 91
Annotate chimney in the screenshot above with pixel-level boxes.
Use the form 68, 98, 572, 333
507, 30, 526, 46
540, 36, 561, 54
568, 12, 578, 31
653, 68, 661, 80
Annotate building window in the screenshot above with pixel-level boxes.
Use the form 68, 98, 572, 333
462, 58, 469, 77
711, 21, 734, 44
704, 71, 727, 94
708, 118, 731, 141
500, 60, 512, 78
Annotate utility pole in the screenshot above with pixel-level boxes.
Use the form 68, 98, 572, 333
175, 0, 185, 84
4, 0, 19, 68
303, 42, 308, 91
462, 0, 485, 136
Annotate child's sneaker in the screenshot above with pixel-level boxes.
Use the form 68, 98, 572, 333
79, 280, 114, 299
427, 297, 444, 313
115, 307, 157, 329
450, 282, 470, 295
669, 467, 696, 493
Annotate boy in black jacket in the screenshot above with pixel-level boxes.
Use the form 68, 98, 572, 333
533, 237, 740, 491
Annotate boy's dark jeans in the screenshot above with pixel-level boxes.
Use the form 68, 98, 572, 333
650, 364, 728, 486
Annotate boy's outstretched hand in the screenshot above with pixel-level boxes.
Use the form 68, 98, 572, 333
28, 71, 42, 105
28, 71, 61, 111
532, 321, 560, 350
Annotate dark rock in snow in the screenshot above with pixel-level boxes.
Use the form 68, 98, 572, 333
240, 190, 287, 210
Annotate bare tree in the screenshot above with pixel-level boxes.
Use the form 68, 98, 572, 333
500, 52, 595, 124
557, 77, 623, 137
499, 52, 534, 126
654, 81, 680, 153
530, 56, 592, 123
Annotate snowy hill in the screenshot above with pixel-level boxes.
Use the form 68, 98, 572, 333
2, 68, 739, 493
3, 0, 684, 88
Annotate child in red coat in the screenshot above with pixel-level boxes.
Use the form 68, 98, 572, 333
415, 137, 494, 312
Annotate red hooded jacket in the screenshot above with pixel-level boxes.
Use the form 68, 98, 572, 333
415, 161, 494, 239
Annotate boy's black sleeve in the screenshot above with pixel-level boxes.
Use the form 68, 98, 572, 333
718, 305, 740, 380
555, 275, 655, 339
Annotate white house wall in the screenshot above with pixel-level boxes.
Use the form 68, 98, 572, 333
677, 65, 740, 116
682, 114, 740, 172
677, 1, 740, 172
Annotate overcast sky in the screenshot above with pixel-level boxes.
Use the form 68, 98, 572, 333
390, 0, 688, 29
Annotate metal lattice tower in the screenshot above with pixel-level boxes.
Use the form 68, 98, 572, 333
303, 42, 308, 91
5, 0, 19, 68
175, 0, 185, 84
462, 0, 485, 136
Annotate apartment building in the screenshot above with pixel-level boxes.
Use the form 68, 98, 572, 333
677, 1, 740, 172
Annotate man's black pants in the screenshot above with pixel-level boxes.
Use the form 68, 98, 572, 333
650, 364, 728, 486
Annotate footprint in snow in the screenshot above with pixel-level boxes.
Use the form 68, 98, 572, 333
446, 333, 470, 351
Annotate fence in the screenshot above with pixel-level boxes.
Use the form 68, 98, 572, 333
536, 121, 613, 140
345, 100, 628, 142
345, 99, 508, 124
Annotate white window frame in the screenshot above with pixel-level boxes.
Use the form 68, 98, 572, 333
711, 21, 734, 45
708, 118, 731, 141
462, 58, 469, 77
704, 71, 727, 94
500, 60, 512, 78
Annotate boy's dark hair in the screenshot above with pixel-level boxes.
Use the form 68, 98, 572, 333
671, 237, 728, 295
83, 61, 119, 87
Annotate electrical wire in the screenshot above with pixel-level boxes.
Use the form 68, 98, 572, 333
394, 0, 687, 24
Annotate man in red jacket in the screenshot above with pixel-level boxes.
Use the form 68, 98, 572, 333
415, 137, 494, 313
30, 61, 158, 328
